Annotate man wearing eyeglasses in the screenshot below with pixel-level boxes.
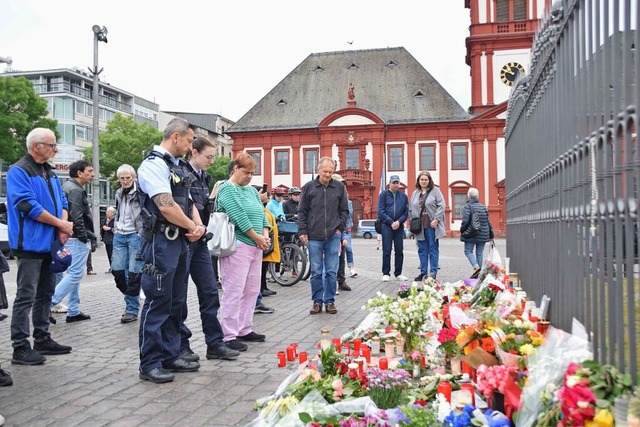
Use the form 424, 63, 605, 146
111, 164, 144, 324
6, 128, 74, 366
377, 175, 409, 282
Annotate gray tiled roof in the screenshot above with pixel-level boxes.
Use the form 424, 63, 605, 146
162, 111, 222, 134
230, 47, 469, 133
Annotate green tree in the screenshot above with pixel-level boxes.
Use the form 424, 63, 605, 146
83, 114, 161, 183
208, 155, 232, 185
0, 76, 58, 163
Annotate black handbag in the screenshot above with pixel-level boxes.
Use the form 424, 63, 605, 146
409, 217, 423, 235
374, 218, 382, 234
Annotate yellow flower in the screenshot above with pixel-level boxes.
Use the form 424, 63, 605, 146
527, 330, 545, 346
519, 343, 536, 356
585, 409, 614, 427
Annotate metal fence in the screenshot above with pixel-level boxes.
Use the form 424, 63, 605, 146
505, 0, 638, 382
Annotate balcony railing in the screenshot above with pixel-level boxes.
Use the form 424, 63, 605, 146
33, 83, 132, 114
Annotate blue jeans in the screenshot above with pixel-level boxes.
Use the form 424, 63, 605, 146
307, 233, 341, 305
381, 224, 404, 276
52, 238, 90, 317
11, 257, 56, 349
344, 233, 354, 267
416, 227, 439, 276
464, 241, 486, 269
112, 233, 143, 315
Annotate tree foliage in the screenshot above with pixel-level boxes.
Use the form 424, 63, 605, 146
83, 114, 161, 183
208, 155, 232, 185
0, 76, 58, 163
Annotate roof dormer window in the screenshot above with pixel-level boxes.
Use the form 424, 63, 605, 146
277, 99, 287, 106
386, 60, 398, 68
348, 62, 359, 70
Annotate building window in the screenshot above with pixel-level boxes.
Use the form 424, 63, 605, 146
452, 191, 467, 220
345, 148, 359, 169
419, 144, 436, 170
75, 126, 88, 141
275, 150, 290, 174
388, 146, 404, 171
53, 98, 73, 120
303, 148, 318, 174
452, 143, 468, 169
57, 124, 74, 145
248, 150, 261, 175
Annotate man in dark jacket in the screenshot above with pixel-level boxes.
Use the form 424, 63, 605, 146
51, 159, 95, 323
297, 158, 349, 315
7, 127, 74, 365
377, 175, 409, 281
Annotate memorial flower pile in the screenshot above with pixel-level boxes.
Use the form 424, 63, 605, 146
365, 367, 412, 409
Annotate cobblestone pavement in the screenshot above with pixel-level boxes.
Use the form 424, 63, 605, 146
0, 237, 505, 426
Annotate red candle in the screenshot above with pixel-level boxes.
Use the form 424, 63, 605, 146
353, 338, 362, 353
332, 338, 341, 349
378, 357, 388, 370
421, 355, 427, 367
290, 343, 298, 357
437, 381, 452, 403
286, 345, 296, 362
298, 351, 308, 364
341, 343, 350, 357
361, 345, 371, 363
277, 351, 286, 367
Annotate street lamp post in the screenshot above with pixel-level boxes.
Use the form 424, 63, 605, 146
89, 25, 107, 234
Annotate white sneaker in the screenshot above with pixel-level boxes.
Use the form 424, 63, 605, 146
51, 303, 68, 313
350, 268, 358, 277
395, 275, 409, 281
382, 275, 390, 281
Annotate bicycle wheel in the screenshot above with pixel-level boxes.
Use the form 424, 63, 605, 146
299, 244, 311, 281
269, 243, 306, 287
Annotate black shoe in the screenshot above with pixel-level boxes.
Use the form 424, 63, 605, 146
178, 347, 200, 362
162, 358, 200, 372
0, 369, 13, 387
11, 347, 45, 365
262, 288, 277, 296
206, 344, 240, 360
34, 337, 72, 355
66, 313, 91, 323
225, 339, 248, 352
470, 268, 481, 279
238, 331, 266, 342
48, 314, 56, 324
254, 304, 275, 314
139, 367, 174, 383
338, 281, 352, 291
414, 274, 424, 282
120, 313, 138, 324
0, 313, 7, 321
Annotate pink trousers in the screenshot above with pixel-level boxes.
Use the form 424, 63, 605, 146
219, 242, 263, 341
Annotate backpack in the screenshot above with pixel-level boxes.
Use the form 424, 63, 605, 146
461, 205, 482, 238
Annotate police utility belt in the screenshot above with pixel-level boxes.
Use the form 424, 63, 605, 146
141, 208, 182, 241
153, 222, 181, 240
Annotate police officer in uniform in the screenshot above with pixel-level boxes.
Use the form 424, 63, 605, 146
136, 118, 205, 383
179, 136, 239, 361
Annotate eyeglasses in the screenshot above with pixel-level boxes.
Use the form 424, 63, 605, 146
119, 176, 133, 182
391, 181, 400, 184
39, 142, 58, 149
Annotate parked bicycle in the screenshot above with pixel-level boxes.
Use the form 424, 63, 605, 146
268, 220, 308, 286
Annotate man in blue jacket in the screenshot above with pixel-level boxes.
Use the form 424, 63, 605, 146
7, 128, 74, 365
376, 175, 409, 281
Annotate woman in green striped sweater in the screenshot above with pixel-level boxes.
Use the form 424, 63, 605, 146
216, 153, 271, 352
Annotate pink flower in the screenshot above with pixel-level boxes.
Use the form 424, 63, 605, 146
332, 378, 344, 400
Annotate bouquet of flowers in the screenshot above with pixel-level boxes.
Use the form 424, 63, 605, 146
365, 367, 412, 409
364, 283, 442, 354
475, 364, 521, 399
437, 326, 462, 358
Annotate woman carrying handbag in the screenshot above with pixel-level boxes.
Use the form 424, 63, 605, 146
460, 187, 494, 278
409, 171, 446, 281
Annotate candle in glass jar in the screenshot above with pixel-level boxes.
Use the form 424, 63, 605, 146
298, 351, 308, 364
286, 345, 296, 362
320, 328, 331, 350
395, 336, 404, 356
361, 345, 371, 363
437, 381, 452, 403
277, 351, 286, 367
353, 338, 361, 353
378, 357, 388, 369
348, 362, 359, 376
384, 339, 395, 356
370, 337, 380, 355
460, 383, 475, 405
290, 343, 298, 357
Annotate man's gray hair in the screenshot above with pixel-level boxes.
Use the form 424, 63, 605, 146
468, 187, 479, 199
163, 118, 194, 140
107, 206, 117, 215
25, 128, 55, 150
116, 164, 136, 178
316, 157, 336, 171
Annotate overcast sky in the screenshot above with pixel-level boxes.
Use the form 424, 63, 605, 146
0, 1, 472, 122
